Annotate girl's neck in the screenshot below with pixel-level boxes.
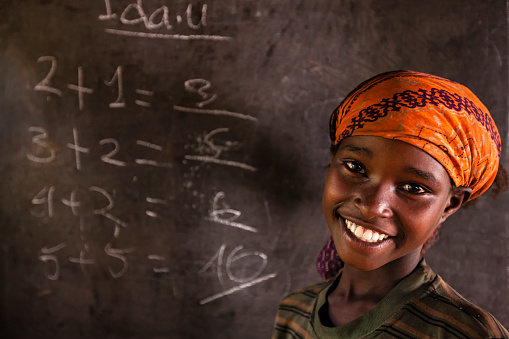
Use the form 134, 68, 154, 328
325, 251, 422, 326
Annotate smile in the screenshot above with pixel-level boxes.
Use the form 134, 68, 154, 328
345, 219, 389, 243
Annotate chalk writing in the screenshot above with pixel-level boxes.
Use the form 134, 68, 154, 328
34, 57, 158, 110
185, 128, 257, 171
105, 242, 135, 279
105, 67, 153, 108
67, 67, 94, 111
146, 197, 167, 204
31, 186, 55, 218
135, 89, 154, 107
99, 138, 128, 167
79, 217, 86, 241
145, 196, 167, 218
100, 1, 231, 41
148, 254, 170, 273
26, 127, 56, 163
173, 105, 258, 122
207, 191, 257, 233
39, 242, 68, 280
136, 140, 163, 151
68, 246, 96, 274
28, 127, 173, 168
121, 1, 199, 30
226, 245, 268, 283
61, 189, 82, 216
31, 184, 128, 238
34, 56, 62, 97
175, 78, 258, 121
135, 140, 172, 167
33, 58, 259, 121
199, 273, 277, 305
90, 186, 128, 237
66, 128, 90, 171
27, 12, 269, 308
185, 3, 207, 30
203, 128, 238, 157
98, 0, 117, 20
184, 78, 217, 108
104, 29, 232, 41
105, 66, 126, 108
39, 244, 176, 280
199, 244, 276, 304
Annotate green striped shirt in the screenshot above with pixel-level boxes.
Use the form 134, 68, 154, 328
272, 260, 508, 338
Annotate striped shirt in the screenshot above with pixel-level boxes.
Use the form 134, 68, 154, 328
272, 260, 508, 338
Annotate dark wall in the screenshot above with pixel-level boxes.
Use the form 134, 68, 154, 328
0, 1, 507, 337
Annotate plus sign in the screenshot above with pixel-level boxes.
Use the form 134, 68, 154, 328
61, 189, 82, 216
66, 128, 90, 170
67, 67, 93, 111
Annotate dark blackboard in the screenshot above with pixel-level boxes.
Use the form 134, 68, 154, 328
0, 1, 508, 337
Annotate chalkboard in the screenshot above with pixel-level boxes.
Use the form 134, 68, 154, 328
0, 1, 508, 337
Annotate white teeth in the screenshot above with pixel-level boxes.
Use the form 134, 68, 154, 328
354, 226, 364, 238
345, 219, 389, 243
363, 229, 373, 241
371, 232, 380, 242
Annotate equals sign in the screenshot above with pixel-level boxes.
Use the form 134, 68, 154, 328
135, 89, 154, 107
148, 255, 170, 273
145, 197, 167, 218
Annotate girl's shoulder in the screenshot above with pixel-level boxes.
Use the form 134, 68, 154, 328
272, 280, 332, 339
407, 273, 509, 338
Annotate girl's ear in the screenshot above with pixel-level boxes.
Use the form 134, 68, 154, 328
440, 186, 472, 223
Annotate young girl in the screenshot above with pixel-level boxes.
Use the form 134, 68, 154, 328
272, 70, 509, 338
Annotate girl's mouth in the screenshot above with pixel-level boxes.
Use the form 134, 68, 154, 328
345, 219, 390, 243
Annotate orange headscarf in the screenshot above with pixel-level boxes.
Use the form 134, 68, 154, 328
329, 70, 501, 200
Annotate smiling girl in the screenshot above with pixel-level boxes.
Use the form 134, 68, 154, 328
273, 71, 509, 338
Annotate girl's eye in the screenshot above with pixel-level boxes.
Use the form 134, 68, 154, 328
400, 183, 427, 194
344, 161, 366, 175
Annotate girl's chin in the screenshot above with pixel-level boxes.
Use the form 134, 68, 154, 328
335, 248, 387, 271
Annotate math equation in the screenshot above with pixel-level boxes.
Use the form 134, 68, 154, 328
27, 2, 278, 305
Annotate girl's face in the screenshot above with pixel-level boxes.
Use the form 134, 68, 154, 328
322, 136, 465, 272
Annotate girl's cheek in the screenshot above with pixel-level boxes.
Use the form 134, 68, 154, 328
324, 178, 343, 201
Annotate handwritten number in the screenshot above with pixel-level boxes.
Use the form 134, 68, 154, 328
31, 186, 55, 218
34, 56, 62, 96
89, 186, 114, 216
203, 128, 239, 158
105, 243, 135, 279
207, 191, 258, 233
200, 244, 268, 284
39, 243, 67, 280
26, 127, 56, 163
199, 244, 226, 284
226, 246, 268, 283
184, 79, 217, 108
99, 138, 127, 167
105, 66, 126, 108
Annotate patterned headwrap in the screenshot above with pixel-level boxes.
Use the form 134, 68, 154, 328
317, 70, 502, 281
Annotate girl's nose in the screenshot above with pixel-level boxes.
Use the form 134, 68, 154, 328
353, 183, 394, 219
